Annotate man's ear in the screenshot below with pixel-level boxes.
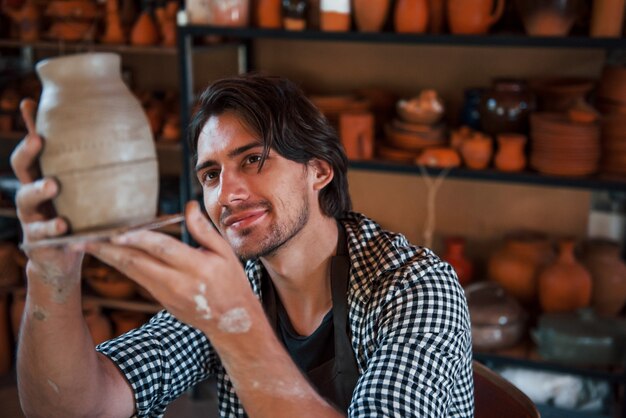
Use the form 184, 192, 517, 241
308, 159, 334, 192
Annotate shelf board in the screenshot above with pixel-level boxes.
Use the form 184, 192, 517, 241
0, 39, 177, 55
178, 25, 626, 49
348, 160, 626, 191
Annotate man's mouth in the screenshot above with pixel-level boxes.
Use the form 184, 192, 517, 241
222, 209, 268, 231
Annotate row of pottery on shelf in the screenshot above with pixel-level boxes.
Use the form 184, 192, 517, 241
489, 234, 626, 316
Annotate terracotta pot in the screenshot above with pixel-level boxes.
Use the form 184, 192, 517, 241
447, 0, 504, 34
495, 133, 527, 172
83, 303, 113, 345
354, 0, 390, 32
130, 11, 159, 46
110, 310, 148, 336
3, 0, 41, 41
10, 288, 26, 340
208, 0, 250, 26
488, 231, 554, 304
0, 243, 21, 288
257, 0, 282, 28
394, 0, 429, 33
35, 53, 158, 233
442, 236, 474, 286
0, 293, 12, 374
339, 112, 374, 160
579, 239, 626, 317
101, 0, 125, 44
480, 79, 534, 136
460, 134, 492, 169
84, 267, 136, 299
320, 0, 351, 31
515, 0, 584, 36
538, 239, 592, 313
590, 0, 626, 37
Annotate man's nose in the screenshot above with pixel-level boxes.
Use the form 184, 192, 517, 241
217, 169, 249, 206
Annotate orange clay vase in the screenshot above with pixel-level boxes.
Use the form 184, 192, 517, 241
35, 53, 158, 232
0, 293, 11, 374
495, 133, 527, 172
538, 239, 592, 313
460, 134, 493, 169
579, 239, 626, 317
130, 10, 159, 46
488, 232, 554, 304
354, 0, 390, 32
101, 0, 125, 44
447, 0, 504, 34
442, 236, 474, 286
257, 0, 282, 28
394, 0, 429, 33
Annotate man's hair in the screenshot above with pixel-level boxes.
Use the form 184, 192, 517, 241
189, 73, 352, 218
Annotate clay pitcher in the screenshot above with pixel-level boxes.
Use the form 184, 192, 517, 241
0, 293, 11, 374
538, 239, 592, 313
35, 53, 158, 233
256, 0, 282, 28
447, 0, 505, 34
579, 239, 626, 317
354, 0, 390, 32
495, 133, 527, 172
394, 0, 429, 33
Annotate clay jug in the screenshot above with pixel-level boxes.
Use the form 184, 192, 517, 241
83, 303, 113, 345
35, 53, 158, 233
320, 0, 350, 31
480, 79, 534, 136
442, 236, 474, 286
394, 0, 429, 33
579, 239, 626, 317
488, 231, 554, 304
460, 134, 492, 169
257, 0, 282, 28
447, 0, 504, 34
538, 239, 592, 313
354, 0, 390, 32
0, 242, 21, 288
130, 10, 159, 46
3, 0, 41, 41
110, 310, 148, 336
495, 133, 527, 172
101, 0, 125, 44
590, 0, 625, 37
10, 287, 25, 340
0, 293, 11, 374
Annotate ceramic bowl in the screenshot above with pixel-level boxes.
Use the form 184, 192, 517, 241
396, 92, 444, 125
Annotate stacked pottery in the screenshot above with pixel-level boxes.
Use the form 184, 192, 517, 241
381, 90, 447, 163
538, 239, 592, 313
35, 53, 158, 233
529, 112, 601, 176
578, 239, 626, 317
529, 77, 595, 112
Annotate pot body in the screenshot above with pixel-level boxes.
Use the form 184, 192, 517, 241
354, 0, 390, 32
394, 0, 429, 33
36, 53, 158, 232
257, 0, 282, 28
495, 133, 527, 172
447, 0, 504, 34
480, 78, 534, 136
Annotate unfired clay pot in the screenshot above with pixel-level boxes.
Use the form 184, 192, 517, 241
35, 53, 158, 233
538, 239, 592, 313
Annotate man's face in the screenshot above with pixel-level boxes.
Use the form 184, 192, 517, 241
195, 112, 312, 260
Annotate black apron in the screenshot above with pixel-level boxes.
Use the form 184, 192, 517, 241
261, 224, 360, 411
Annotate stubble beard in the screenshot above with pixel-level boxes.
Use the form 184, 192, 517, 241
232, 196, 310, 261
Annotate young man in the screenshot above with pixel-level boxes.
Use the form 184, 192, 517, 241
12, 74, 473, 417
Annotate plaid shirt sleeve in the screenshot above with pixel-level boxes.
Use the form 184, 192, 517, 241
96, 310, 217, 418
349, 258, 474, 418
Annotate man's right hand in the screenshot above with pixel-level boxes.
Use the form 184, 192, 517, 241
11, 98, 83, 299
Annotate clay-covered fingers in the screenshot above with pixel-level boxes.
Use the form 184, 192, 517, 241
185, 201, 229, 255
23, 218, 68, 241
15, 178, 58, 222
110, 230, 200, 270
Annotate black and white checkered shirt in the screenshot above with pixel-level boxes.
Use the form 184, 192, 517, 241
97, 212, 474, 417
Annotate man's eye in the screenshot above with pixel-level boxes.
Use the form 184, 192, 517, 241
247, 155, 262, 164
203, 170, 219, 183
